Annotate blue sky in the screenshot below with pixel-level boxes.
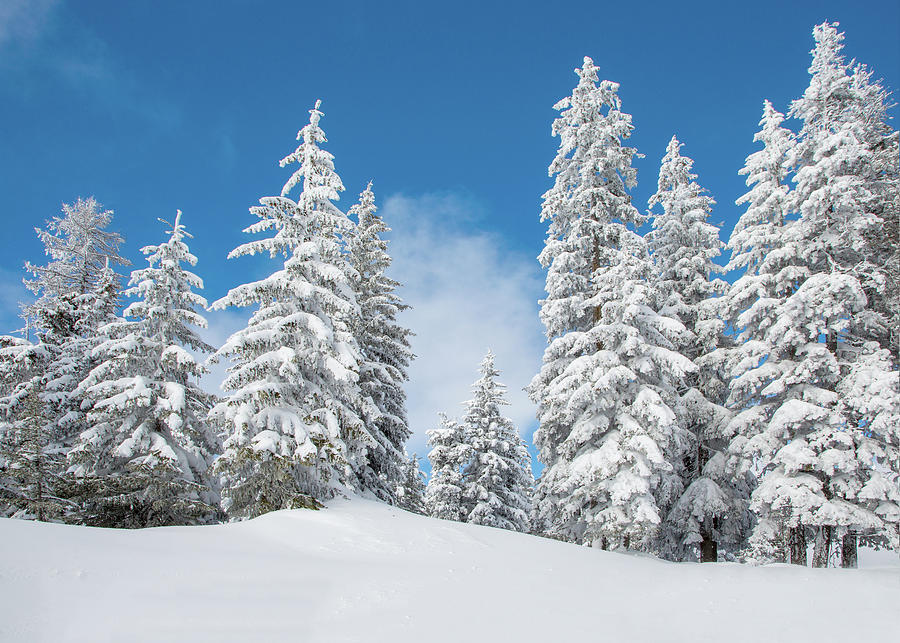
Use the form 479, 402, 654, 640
0, 0, 897, 470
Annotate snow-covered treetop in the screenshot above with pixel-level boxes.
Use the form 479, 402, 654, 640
647, 135, 721, 307
278, 99, 345, 203
220, 100, 350, 270
124, 210, 211, 354
541, 55, 640, 230
465, 350, 507, 415
727, 101, 794, 275
24, 197, 129, 323
790, 22, 852, 131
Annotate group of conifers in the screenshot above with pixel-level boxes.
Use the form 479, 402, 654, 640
1, 22, 896, 569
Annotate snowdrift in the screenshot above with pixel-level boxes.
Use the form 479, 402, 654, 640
1, 498, 897, 642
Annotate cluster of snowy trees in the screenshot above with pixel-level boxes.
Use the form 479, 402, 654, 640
0, 101, 422, 526
530, 22, 899, 566
425, 351, 533, 533
0, 20, 895, 567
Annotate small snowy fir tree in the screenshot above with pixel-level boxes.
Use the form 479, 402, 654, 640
647, 136, 744, 562
529, 57, 693, 550
395, 453, 427, 515
425, 414, 471, 522
68, 212, 219, 527
347, 182, 415, 505
461, 351, 532, 532
211, 101, 373, 518
0, 198, 128, 521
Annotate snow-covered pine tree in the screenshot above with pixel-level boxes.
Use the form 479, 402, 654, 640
68, 212, 219, 527
647, 136, 744, 562
528, 57, 694, 550
0, 198, 128, 521
211, 101, 374, 519
396, 453, 427, 515
0, 338, 63, 520
712, 100, 796, 563
778, 22, 900, 564
347, 182, 415, 505
461, 351, 532, 533
424, 413, 471, 522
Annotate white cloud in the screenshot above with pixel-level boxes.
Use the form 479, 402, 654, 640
0, 2, 180, 131
0, 0, 58, 49
380, 192, 545, 457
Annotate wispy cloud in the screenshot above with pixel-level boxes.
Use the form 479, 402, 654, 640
380, 192, 545, 457
0, 2, 180, 130
0, 0, 58, 49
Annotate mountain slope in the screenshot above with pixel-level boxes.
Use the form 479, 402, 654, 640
1, 498, 897, 642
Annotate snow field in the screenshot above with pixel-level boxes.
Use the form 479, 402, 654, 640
1, 498, 897, 642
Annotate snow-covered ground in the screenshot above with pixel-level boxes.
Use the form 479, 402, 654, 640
1, 499, 897, 642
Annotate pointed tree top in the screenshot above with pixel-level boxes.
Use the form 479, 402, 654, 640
158, 209, 192, 242
666, 134, 682, 154
307, 99, 324, 131
576, 56, 598, 83
478, 349, 500, 380
809, 21, 846, 77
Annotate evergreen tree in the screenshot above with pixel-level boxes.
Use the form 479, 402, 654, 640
424, 414, 470, 522
396, 453, 427, 515
728, 24, 899, 566
647, 136, 743, 561
461, 351, 532, 533
781, 22, 900, 564
347, 182, 415, 505
529, 57, 693, 550
68, 212, 219, 527
211, 101, 373, 518
0, 198, 128, 521
0, 340, 65, 520
715, 100, 797, 564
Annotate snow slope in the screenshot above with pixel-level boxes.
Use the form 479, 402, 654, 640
1, 498, 897, 642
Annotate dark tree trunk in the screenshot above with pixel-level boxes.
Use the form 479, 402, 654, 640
841, 534, 858, 568
700, 534, 718, 562
812, 526, 832, 568
789, 526, 807, 566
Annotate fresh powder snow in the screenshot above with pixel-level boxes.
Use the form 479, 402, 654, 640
0, 499, 897, 642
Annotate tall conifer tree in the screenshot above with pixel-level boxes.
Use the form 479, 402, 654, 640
529, 57, 693, 550
647, 136, 743, 561
347, 183, 415, 505
211, 101, 373, 518
68, 212, 219, 526
461, 351, 532, 533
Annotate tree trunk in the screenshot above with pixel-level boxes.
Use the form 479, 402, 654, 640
700, 533, 718, 563
841, 534, 858, 568
812, 526, 832, 568
789, 526, 807, 566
